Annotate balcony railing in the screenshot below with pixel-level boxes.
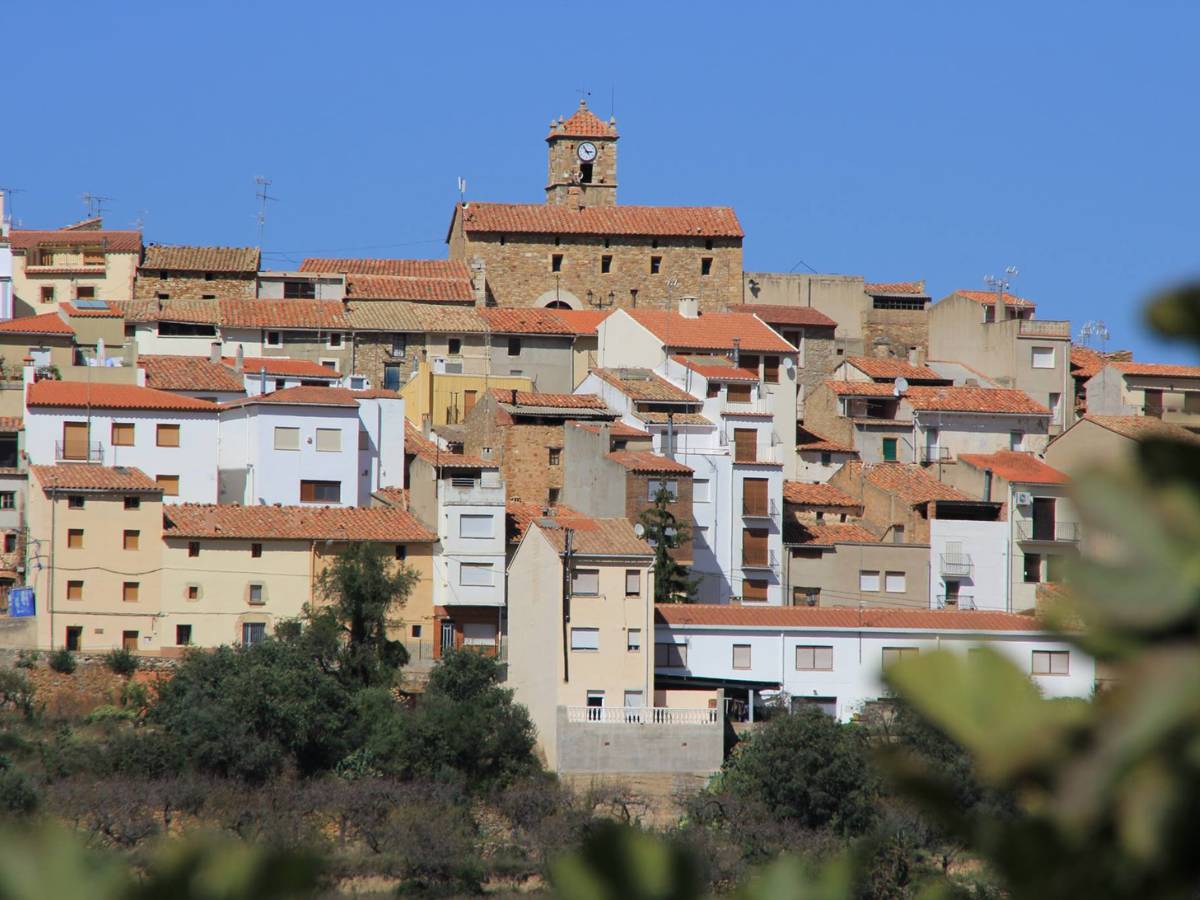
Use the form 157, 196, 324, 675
55, 441, 103, 463
1015, 520, 1080, 543
919, 446, 951, 465
742, 498, 778, 519
565, 706, 720, 725
1018, 319, 1071, 337
441, 479, 504, 506
742, 549, 779, 571
940, 552, 974, 577
935, 594, 976, 610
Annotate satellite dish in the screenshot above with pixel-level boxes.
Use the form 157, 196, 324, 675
633, 523, 645, 538
894, 376, 909, 396
782, 357, 795, 372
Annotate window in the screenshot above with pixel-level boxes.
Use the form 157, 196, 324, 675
732, 644, 752, 670
507, 337, 521, 356
0, 493, 15, 512
40, 286, 55, 304
625, 569, 641, 597
155, 423, 180, 448
649, 255, 662, 274
701, 257, 713, 276
411, 624, 422, 638
159, 321, 217, 337
175, 625, 192, 646
459, 562, 495, 586
1031, 346, 1055, 369
248, 584, 264, 605
68, 495, 85, 509
187, 541, 200, 558
112, 422, 135, 446
693, 478, 711, 502
793, 586, 821, 606
264, 330, 283, 347
459, 514, 494, 539
67, 529, 83, 549
743, 477, 769, 516
882, 438, 898, 461
251, 543, 263, 558
579, 162, 593, 183
742, 578, 768, 602
123, 582, 139, 603
571, 568, 600, 596
820, 451, 833, 467
655, 643, 687, 667
742, 528, 768, 567
390, 333, 408, 357
859, 570, 881, 592
796, 645, 834, 671
548, 447, 561, 466
395, 544, 406, 560
548, 487, 560, 504
733, 428, 756, 462
647, 479, 678, 500
448, 338, 462, 356
885, 571, 907, 593
283, 280, 315, 299
462, 622, 497, 647
122, 631, 139, 651
1024, 553, 1042, 583
123, 530, 139, 551
882, 647, 919, 667
3, 534, 15, 553
1032, 650, 1070, 676
315, 428, 341, 452
242, 622, 266, 645
65, 626, 82, 651
570, 627, 600, 651
627, 629, 642, 651
551, 253, 563, 272
601, 254, 612, 274
124, 496, 140, 510
319, 358, 339, 371
186, 585, 200, 600
1009, 430, 1024, 451
763, 356, 780, 383
326, 332, 343, 348
300, 480, 341, 503
586, 691, 605, 715
76, 285, 96, 299
892, 525, 906, 544
67, 581, 84, 601
740, 354, 761, 374
727, 382, 753, 402
1049, 392, 1062, 424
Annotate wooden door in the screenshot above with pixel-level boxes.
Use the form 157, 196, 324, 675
1032, 497, 1056, 540
62, 422, 89, 460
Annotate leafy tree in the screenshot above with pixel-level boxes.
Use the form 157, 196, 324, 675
639, 484, 696, 604
311, 541, 419, 688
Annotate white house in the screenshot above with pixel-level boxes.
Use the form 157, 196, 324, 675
24, 379, 219, 503
928, 518, 1009, 611
234, 355, 344, 395
0, 193, 12, 321
655, 604, 1095, 722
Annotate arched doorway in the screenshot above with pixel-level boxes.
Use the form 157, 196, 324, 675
544, 300, 573, 310
533, 288, 582, 310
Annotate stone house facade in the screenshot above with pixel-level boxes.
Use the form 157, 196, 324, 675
135, 246, 259, 300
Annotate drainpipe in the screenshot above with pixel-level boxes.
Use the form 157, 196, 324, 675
665, 411, 675, 460
983, 469, 993, 502
48, 488, 56, 650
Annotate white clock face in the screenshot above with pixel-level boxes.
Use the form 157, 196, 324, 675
577, 142, 597, 162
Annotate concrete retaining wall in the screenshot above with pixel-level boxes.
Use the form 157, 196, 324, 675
554, 706, 724, 775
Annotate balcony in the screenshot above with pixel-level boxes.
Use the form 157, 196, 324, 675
742, 498, 778, 519
1018, 319, 1071, 338
940, 552, 974, 577
919, 446, 951, 465
935, 594, 976, 610
55, 441, 104, 463
565, 706, 720, 725
441, 477, 504, 506
1015, 520, 1080, 543
742, 549, 779, 572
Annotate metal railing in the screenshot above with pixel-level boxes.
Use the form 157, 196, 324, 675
565, 706, 720, 725
935, 594, 975, 610
919, 446, 951, 464
742, 549, 779, 571
742, 498, 778, 518
940, 552, 974, 577
1018, 319, 1071, 337
55, 441, 103, 463
1015, 520, 1080, 543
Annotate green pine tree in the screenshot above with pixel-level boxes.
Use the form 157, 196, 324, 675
638, 484, 697, 604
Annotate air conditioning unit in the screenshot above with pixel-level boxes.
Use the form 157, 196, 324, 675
1014, 491, 1034, 506
431, 356, 447, 374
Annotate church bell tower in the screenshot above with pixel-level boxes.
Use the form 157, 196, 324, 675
545, 99, 618, 207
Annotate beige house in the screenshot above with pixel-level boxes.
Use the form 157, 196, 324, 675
1080, 362, 1200, 431
1044, 414, 1200, 477
10, 223, 141, 318
505, 513, 654, 770
784, 520, 931, 609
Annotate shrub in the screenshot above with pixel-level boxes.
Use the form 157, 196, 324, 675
0, 669, 36, 719
103, 648, 139, 677
0, 762, 39, 815
14, 650, 39, 669
84, 705, 137, 725
47, 649, 76, 675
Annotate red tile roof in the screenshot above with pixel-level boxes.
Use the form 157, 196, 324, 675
507, 501, 594, 543
110, 299, 221, 325
824, 380, 898, 397
221, 386, 359, 409
864, 280, 927, 296
163, 503, 435, 542
344, 274, 474, 303
226, 356, 339, 379
535, 516, 652, 556
458, 202, 743, 238
796, 427, 857, 454
903, 386, 1049, 415
845, 357, 946, 382
140, 355, 246, 393
141, 246, 260, 272
547, 309, 614, 335
786, 521, 880, 546
570, 420, 652, 439
548, 100, 617, 138
855, 462, 975, 506
624, 310, 794, 353
0, 312, 74, 336
673, 355, 760, 382
656, 604, 1045, 633
949, 290, 1036, 309
479, 308, 577, 335
405, 421, 497, 470
10, 230, 142, 253
783, 481, 862, 509
1108, 361, 1200, 378
735, 304, 838, 328
606, 450, 693, 474
31, 465, 161, 492
958, 450, 1069, 485
300, 258, 470, 280
1078, 415, 1200, 445
61, 302, 121, 318
591, 368, 697, 403
490, 389, 609, 410
219, 299, 348, 330
27, 381, 217, 412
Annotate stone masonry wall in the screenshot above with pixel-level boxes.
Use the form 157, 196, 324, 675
134, 273, 256, 299
862, 309, 929, 359
624, 471, 694, 562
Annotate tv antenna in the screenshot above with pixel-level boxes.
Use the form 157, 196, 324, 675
983, 265, 1019, 304
81, 193, 115, 218
0, 186, 25, 224
1078, 320, 1110, 351
132, 209, 150, 231
254, 176, 278, 246
457, 177, 467, 205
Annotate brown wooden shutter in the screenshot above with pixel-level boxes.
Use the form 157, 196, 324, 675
727, 383, 752, 402
743, 478, 768, 516
62, 422, 89, 460
733, 428, 756, 462
742, 527, 768, 566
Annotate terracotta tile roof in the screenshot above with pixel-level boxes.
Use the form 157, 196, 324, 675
1109, 361, 1200, 378
547, 309, 613, 335
845, 357, 946, 382
344, 274, 474, 303
507, 501, 591, 542
109, 299, 221, 325
785, 520, 880, 546
10, 229, 141, 253
1079, 415, 1200, 445
219, 299, 348, 330
783, 481, 862, 509
163, 503, 435, 542
948, 290, 1036, 309
26, 381, 217, 412
61, 217, 103, 231
458, 202, 743, 238
61, 302, 121, 318
548, 99, 617, 138
405, 421, 497, 470
958, 450, 1070, 485
225, 356, 339, 379
31, 465, 161, 492
606, 450, 693, 474
734, 304, 838, 328
300, 259, 470, 280
140, 355, 245, 393
903, 386, 1049, 415
624, 310, 794, 353
864, 280, 927, 296
351, 388, 404, 400
656, 604, 1045, 633
343, 301, 489, 333
673, 355, 759, 382
1070, 346, 1105, 379
141, 245, 259, 272
372, 486, 408, 508
824, 380, 897, 397
0, 312, 74, 336
855, 462, 974, 506
509, 502, 651, 556
590, 368, 697, 403
490, 389, 609, 410
221, 386, 359, 410
796, 427, 857, 454
630, 410, 713, 426
479, 308, 577, 335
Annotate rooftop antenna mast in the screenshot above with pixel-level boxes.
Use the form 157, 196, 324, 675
0, 186, 26, 226
1079, 320, 1110, 352
254, 176, 277, 246
983, 265, 1019, 307
81, 193, 114, 218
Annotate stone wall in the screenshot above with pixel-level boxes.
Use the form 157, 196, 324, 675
134, 273, 256, 299
862, 308, 929, 359
624, 471, 694, 562
554, 706, 724, 775
462, 396, 566, 504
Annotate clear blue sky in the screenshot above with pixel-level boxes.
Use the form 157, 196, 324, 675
6, 1, 1197, 361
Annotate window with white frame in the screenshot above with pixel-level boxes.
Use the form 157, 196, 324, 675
732, 644, 752, 670
459, 514, 494, 539
326, 332, 344, 349
795, 645, 834, 671
459, 562, 494, 587
882, 646, 919, 667
627, 629, 642, 651
859, 570, 881, 592
462, 622, 497, 647
264, 331, 282, 348
625, 569, 641, 597
315, 428, 341, 452
885, 571, 907, 593
274, 427, 300, 451
693, 478, 711, 502
1031, 346, 1055, 369
571, 568, 600, 596
647, 479, 679, 501
1032, 650, 1070, 675
570, 627, 599, 651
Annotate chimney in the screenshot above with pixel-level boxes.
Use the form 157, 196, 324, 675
908, 346, 926, 366
731, 337, 741, 368
259, 366, 267, 395
599, 422, 611, 449
983, 468, 993, 503
234, 344, 244, 373
510, 388, 518, 405
995, 292, 1006, 322
678, 296, 699, 319
209, 341, 221, 364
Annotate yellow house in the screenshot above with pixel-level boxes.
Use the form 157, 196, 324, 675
160, 504, 436, 651
505, 511, 654, 769
10, 224, 141, 318
399, 361, 531, 427
27, 465, 165, 652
